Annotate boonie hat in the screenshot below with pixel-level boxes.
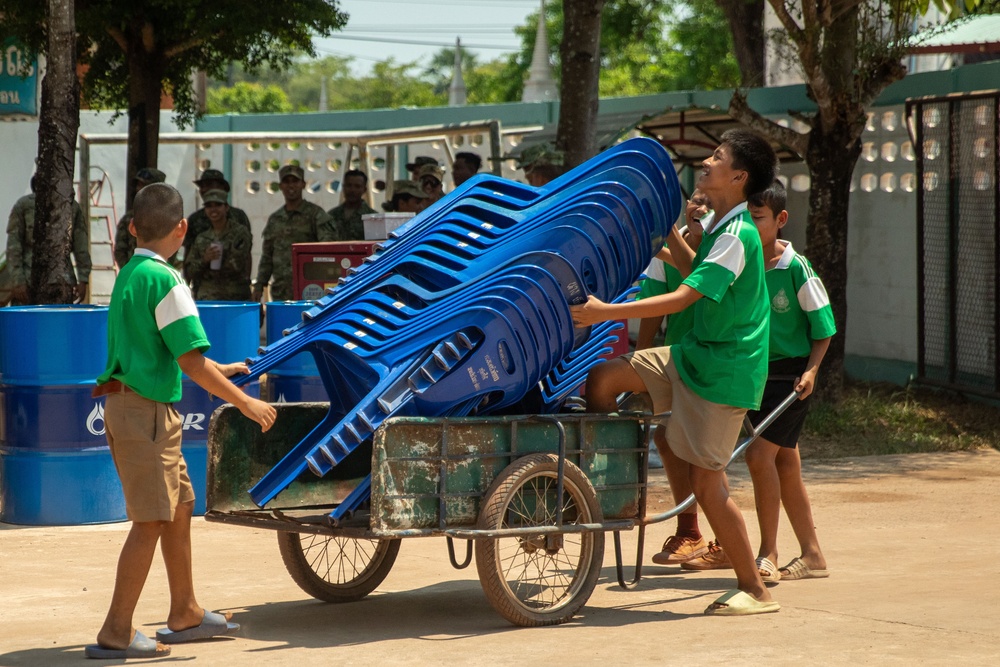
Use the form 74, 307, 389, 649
392, 180, 430, 199
516, 143, 565, 174
202, 189, 229, 205
417, 164, 445, 182
135, 167, 166, 184
194, 168, 230, 191
278, 164, 305, 181
405, 156, 439, 171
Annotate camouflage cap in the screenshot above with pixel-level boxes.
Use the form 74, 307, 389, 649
405, 155, 439, 171
516, 143, 565, 174
194, 168, 230, 191
135, 167, 166, 184
278, 164, 305, 181
417, 163, 445, 182
392, 180, 430, 199
202, 189, 229, 205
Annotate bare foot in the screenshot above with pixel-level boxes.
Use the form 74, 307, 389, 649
167, 608, 233, 633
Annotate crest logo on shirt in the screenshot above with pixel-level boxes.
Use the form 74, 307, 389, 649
772, 288, 791, 314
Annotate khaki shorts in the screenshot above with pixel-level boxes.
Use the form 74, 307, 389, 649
104, 390, 194, 522
628, 347, 747, 471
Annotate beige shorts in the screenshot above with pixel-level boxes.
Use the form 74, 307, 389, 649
104, 390, 194, 522
628, 347, 747, 471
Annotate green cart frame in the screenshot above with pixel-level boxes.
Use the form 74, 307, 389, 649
204, 393, 798, 627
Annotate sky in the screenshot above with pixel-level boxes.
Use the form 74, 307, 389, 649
313, 0, 540, 75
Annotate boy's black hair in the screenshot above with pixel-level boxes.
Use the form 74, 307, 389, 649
343, 169, 368, 185
133, 183, 184, 242
748, 179, 787, 217
720, 128, 778, 198
454, 152, 482, 172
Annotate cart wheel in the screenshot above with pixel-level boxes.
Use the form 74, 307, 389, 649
277, 532, 400, 603
475, 453, 604, 626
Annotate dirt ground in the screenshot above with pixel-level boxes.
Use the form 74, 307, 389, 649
2, 449, 999, 666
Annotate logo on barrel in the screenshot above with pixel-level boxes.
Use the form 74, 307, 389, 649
86, 402, 206, 436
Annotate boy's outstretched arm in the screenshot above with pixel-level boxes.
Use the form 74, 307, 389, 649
178, 350, 277, 431
666, 225, 696, 277
571, 286, 702, 327
796, 337, 832, 399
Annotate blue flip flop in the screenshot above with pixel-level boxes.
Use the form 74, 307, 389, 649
155, 610, 239, 644
84, 630, 171, 659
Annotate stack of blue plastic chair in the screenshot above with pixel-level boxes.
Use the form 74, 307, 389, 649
236, 137, 682, 513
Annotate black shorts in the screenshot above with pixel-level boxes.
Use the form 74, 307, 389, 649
745, 357, 812, 449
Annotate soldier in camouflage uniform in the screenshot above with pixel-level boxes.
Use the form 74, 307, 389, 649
5, 175, 92, 304
113, 168, 166, 268
516, 143, 565, 187
184, 189, 253, 301
182, 168, 252, 274
327, 169, 375, 241
252, 164, 336, 301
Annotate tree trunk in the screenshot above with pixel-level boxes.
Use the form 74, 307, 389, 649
30, 0, 80, 304
124, 29, 164, 206
714, 0, 765, 87
803, 121, 862, 400
556, 0, 604, 168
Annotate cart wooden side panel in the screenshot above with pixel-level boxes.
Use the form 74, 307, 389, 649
370, 414, 646, 532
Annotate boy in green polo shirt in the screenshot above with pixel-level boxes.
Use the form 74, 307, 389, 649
87, 184, 276, 659
572, 129, 778, 616
742, 180, 835, 583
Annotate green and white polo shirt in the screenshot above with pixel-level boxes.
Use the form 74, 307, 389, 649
97, 249, 210, 403
766, 241, 837, 360
673, 203, 770, 410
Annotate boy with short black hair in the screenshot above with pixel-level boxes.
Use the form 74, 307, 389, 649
572, 128, 779, 615
86, 183, 276, 659
743, 180, 834, 582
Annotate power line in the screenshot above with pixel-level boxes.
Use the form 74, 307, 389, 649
321, 34, 519, 50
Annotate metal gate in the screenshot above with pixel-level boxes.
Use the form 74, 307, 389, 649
906, 91, 1000, 398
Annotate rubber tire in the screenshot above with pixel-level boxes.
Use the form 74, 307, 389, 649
475, 453, 605, 626
277, 532, 401, 603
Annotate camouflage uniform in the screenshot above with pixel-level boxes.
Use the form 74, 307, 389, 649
327, 201, 376, 241
255, 201, 335, 300
183, 206, 252, 263
6, 194, 91, 295
185, 221, 253, 301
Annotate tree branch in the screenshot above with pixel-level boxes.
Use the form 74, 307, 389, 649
105, 25, 127, 52
164, 33, 216, 59
768, 0, 805, 44
729, 90, 809, 157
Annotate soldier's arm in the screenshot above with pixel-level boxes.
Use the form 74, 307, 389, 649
184, 236, 207, 284
113, 215, 131, 269
225, 227, 252, 275
72, 203, 92, 283
316, 209, 338, 242
253, 219, 275, 298
6, 202, 27, 285
233, 207, 252, 233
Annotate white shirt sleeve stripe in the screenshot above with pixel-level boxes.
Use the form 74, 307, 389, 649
155, 283, 200, 331
797, 276, 831, 312
703, 232, 745, 280
643, 257, 666, 282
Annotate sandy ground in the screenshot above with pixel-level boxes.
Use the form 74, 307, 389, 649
1, 449, 998, 666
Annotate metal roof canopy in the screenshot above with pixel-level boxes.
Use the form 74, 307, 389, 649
634, 106, 803, 167
909, 14, 1000, 55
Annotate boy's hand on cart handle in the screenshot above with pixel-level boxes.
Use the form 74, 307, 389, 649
571, 295, 611, 327
216, 360, 249, 378
240, 396, 277, 432
795, 368, 818, 399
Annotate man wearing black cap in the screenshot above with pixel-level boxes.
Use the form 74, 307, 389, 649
114, 168, 166, 268
252, 164, 335, 301
182, 169, 252, 272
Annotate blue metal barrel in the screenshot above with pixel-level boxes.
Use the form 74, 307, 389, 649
175, 302, 261, 515
0, 305, 126, 525
264, 301, 328, 403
